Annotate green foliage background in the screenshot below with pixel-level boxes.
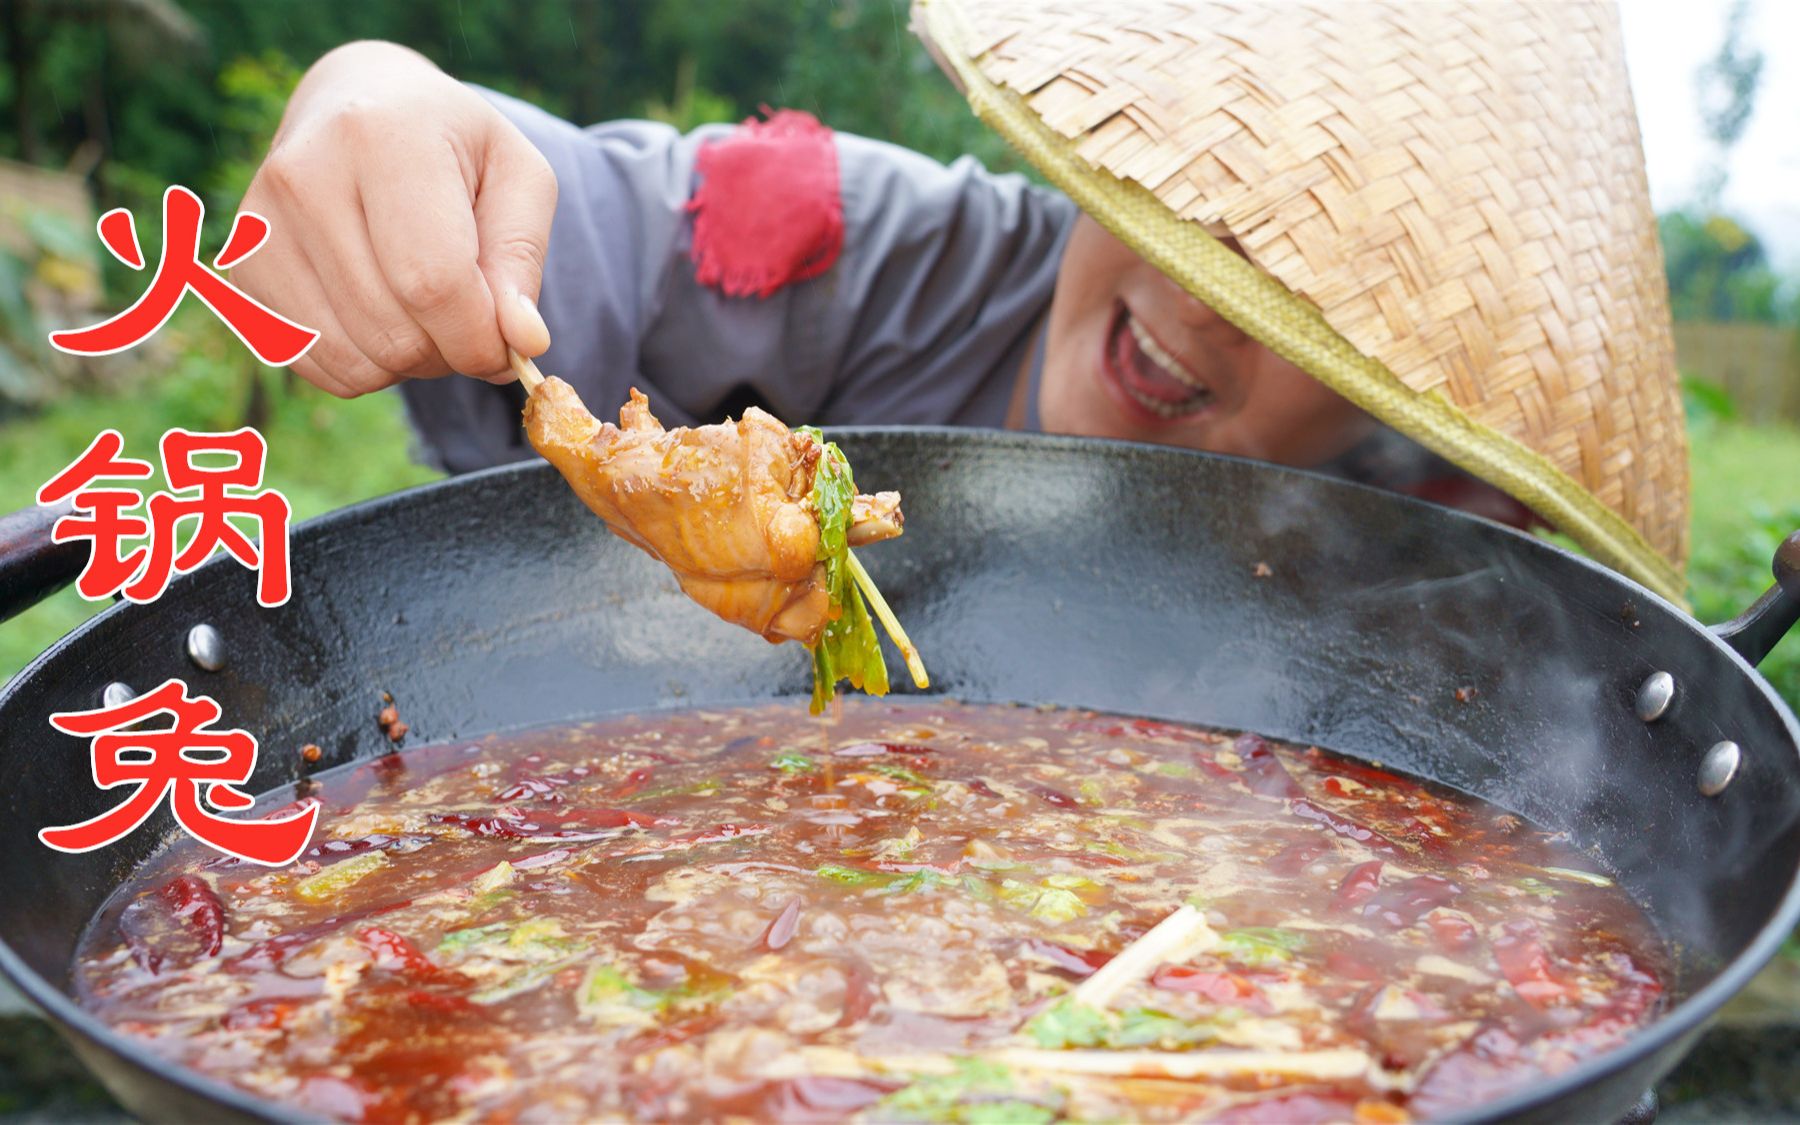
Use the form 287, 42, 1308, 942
3, 0, 1026, 216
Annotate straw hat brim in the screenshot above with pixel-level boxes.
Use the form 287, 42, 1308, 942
914, 0, 1687, 604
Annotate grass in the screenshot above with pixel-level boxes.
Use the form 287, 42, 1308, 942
1685, 414, 1800, 709
0, 311, 440, 681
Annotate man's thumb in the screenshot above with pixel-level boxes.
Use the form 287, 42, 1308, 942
475, 134, 557, 359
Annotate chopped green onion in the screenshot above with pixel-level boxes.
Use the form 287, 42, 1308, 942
846, 550, 928, 690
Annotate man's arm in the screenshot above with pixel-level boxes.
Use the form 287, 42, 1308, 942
238, 40, 1073, 473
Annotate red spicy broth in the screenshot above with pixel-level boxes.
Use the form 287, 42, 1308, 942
74, 699, 1669, 1122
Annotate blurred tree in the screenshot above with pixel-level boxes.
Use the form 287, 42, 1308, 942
1693, 0, 1764, 209
1, 0, 1024, 230
772, 0, 1028, 176
1659, 210, 1789, 325
4, 0, 203, 196
1665, 3, 1794, 337
642, 55, 737, 133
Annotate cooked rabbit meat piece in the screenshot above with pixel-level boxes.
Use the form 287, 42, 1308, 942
848, 491, 903, 546
524, 379, 901, 645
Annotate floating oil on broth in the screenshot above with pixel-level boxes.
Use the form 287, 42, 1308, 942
74, 701, 1669, 1123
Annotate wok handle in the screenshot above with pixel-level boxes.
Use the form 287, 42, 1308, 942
1710, 530, 1800, 668
0, 502, 91, 625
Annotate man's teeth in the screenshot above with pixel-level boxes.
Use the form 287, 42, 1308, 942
1127, 315, 1205, 390
1122, 381, 1203, 418
1119, 313, 1210, 418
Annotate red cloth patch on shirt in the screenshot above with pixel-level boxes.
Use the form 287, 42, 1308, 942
688, 109, 843, 299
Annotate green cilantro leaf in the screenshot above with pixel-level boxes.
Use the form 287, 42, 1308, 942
799, 431, 892, 714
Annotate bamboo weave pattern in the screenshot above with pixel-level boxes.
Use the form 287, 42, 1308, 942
934, 0, 1688, 581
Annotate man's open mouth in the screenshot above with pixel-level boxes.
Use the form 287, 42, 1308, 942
1101, 303, 1214, 421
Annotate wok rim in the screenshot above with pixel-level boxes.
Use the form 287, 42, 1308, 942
0, 427, 1796, 1122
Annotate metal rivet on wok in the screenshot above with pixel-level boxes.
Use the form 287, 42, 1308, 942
1635, 671, 1675, 722
100, 681, 136, 709
1698, 741, 1741, 798
185, 623, 226, 672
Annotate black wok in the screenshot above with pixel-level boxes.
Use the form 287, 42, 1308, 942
1, 430, 1797, 1123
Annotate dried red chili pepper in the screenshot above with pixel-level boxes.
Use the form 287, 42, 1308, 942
1290, 799, 1409, 858
1362, 875, 1461, 929
1023, 938, 1113, 978
1332, 861, 1384, 911
1151, 965, 1265, 1008
762, 898, 803, 951
160, 875, 225, 957
1492, 920, 1574, 1007
358, 927, 452, 979
614, 767, 656, 799
1428, 912, 1479, 952
1236, 733, 1303, 800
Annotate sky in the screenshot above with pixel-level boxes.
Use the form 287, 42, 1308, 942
1619, 0, 1800, 270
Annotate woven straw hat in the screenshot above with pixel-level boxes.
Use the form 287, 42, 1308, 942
913, 0, 1689, 601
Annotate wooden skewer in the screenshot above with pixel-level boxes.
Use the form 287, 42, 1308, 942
509, 348, 546, 394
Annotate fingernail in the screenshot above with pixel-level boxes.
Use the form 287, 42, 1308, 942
517, 292, 550, 351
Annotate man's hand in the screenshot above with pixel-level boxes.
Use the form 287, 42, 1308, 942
234, 41, 556, 396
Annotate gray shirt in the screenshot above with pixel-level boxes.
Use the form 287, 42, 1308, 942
401, 91, 1076, 473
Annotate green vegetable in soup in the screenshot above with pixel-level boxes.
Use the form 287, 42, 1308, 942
1217, 926, 1306, 966
867, 761, 930, 786
1025, 998, 1221, 1050
999, 879, 1090, 923
579, 964, 668, 1014
436, 923, 510, 955
815, 863, 894, 887
1516, 877, 1562, 900
294, 851, 387, 903
877, 1058, 1058, 1125
878, 869, 955, 897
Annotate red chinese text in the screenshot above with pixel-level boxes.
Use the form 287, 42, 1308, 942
48, 184, 318, 366
40, 679, 318, 866
37, 428, 293, 607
